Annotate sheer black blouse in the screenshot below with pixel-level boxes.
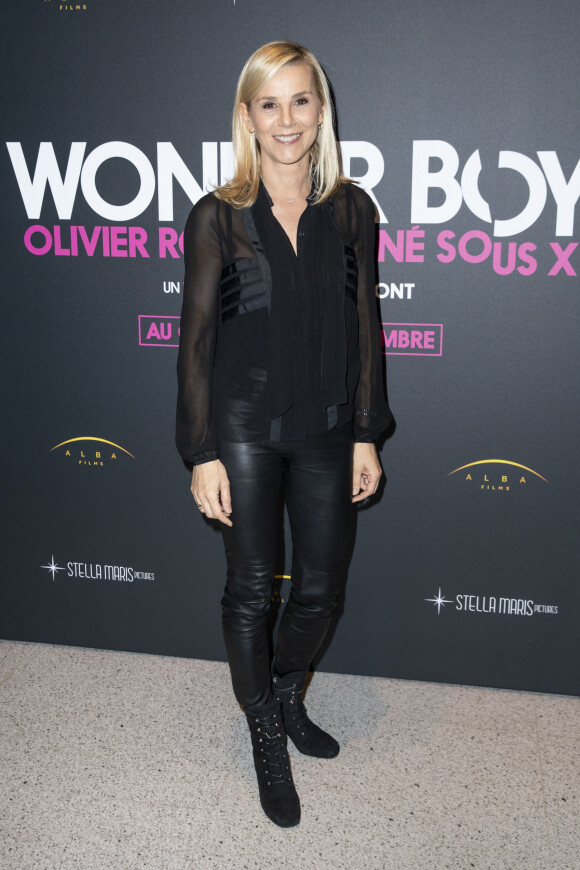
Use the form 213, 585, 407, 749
176, 178, 392, 465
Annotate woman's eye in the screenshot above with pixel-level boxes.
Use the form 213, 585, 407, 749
262, 102, 275, 110
296, 98, 309, 105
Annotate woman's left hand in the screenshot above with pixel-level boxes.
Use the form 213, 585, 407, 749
352, 442, 383, 503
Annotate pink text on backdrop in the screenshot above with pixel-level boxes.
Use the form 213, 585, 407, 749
24, 225, 150, 257
381, 323, 443, 356
138, 315, 180, 347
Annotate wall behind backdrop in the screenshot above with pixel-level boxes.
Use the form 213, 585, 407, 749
1, 0, 578, 696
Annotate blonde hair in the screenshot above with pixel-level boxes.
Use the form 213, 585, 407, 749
213, 41, 352, 208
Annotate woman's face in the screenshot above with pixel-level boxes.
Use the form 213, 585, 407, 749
240, 62, 324, 176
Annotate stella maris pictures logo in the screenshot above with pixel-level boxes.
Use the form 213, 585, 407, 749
50, 437, 135, 468
41, 555, 66, 579
41, 555, 155, 582
425, 588, 453, 614
424, 588, 558, 618
448, 459, 548, 492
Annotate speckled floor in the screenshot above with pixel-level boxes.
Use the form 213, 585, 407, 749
0, 640, 578, 870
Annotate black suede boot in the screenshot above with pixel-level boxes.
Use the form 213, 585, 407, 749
272, 669, 340, 759
244, 697, 301, 827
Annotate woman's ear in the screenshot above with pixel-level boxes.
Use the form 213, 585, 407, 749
239, 102, 253, 133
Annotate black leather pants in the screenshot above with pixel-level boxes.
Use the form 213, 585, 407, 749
218, 427, 354, 708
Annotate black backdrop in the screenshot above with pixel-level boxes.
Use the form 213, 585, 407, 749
2, 0, 579, 695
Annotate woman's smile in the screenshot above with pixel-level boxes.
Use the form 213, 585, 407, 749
273, 132, 303, 144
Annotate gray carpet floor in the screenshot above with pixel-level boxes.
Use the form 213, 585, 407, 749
0, 640, 577, 870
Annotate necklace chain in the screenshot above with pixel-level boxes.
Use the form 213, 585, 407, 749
270, 179, 309, 205
274, 187, 309, 206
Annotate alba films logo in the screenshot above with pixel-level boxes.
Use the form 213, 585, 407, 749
448, 459, 548, 493
43, 0, 89, 13
50, 437, 135, 468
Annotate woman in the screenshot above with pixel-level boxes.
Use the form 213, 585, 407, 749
176, 40, 392, 828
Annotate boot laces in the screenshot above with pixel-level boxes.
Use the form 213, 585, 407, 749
282, 688, 310, 735
254, 715, 292, 786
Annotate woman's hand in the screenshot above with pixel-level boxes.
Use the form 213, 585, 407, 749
352, 442, 383, 503
191, 459, 233, 526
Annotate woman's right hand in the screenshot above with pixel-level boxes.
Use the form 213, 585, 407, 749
191, 460, 233, 526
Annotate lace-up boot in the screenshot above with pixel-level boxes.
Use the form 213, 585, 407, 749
272, 669, 340, 759
244, 697, 301, 827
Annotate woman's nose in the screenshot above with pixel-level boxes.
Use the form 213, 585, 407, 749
278, 104, 294, 127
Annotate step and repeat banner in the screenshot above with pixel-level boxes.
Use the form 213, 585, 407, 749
1, 1, 578, 695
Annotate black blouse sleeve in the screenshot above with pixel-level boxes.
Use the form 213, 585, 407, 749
351, 186, 393, 442
175, 195, 222, 465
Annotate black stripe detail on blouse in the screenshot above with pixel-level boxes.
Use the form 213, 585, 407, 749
219, 257, 268, 322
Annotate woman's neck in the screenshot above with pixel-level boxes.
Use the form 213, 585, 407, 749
260, 163, 311, 204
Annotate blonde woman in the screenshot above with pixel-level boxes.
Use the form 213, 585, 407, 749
176, 40, 392, 827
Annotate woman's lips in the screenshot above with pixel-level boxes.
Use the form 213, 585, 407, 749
273, 132, 302, 145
